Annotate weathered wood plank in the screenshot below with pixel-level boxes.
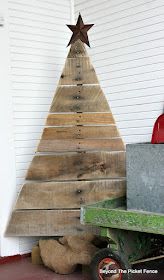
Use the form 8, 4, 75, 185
15, 179, 126, 210
59, 57, 98, 85
6, 210, 97, 236
38, 138, 125, 152
68, 40, 88, 58
50, 85, 109, 112
46, 113, 114, 126
26, 152, 126, 181
40, 126, 120, 140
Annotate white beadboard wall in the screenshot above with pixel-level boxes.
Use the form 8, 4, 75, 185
3, 0, 164, 256
75, 0, 164, 143
8, 0, 72, 254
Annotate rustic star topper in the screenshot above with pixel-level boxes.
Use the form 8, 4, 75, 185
67, 14, 94, 47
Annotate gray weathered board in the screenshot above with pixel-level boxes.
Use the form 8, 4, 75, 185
6, 40, 126, 236
59, 57, 99, 85
38, 138, 124, 152
6, 210, 99, 236
50, 85, 109, 112
26, 152, 126, 181
46, 113, 114, 126
40, 126, 119, 140
68, 40, 88, 58
15, 179, 126, 210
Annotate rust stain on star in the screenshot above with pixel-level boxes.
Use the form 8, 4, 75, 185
67, 13, 94, 47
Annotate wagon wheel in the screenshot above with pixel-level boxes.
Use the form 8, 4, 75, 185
90, 248, 131, 280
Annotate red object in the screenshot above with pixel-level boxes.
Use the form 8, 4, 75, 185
0, 253, 30, 265
151, 113, 164, 143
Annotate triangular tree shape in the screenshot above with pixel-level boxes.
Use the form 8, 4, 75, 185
6, 35, 126, 236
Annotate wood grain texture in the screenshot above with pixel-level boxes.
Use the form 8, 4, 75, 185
38, 138, 124, 152
59, 57, 98, 85
46, 113, 114, 126
26, 152, 126, 181
68, 40, 88, 58
15, 179, 126, 210
6, 210, 97, 236
7, 35, 127, 238
50, 85, 109, 112
40, 126, 120, 140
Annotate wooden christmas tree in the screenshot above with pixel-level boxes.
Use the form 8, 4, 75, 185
6, 15, 126, 236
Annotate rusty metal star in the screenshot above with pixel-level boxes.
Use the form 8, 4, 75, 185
67, 14, 94, 47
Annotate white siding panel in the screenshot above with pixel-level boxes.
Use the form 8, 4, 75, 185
15, 146, 37, 155
9, 0, 72, 254
5, 0, 164, 256
75, 0, 164, 144
9, 15, 69, 32
14, 111, 47, 118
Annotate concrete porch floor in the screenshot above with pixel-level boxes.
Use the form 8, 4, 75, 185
0, 257, 163, 280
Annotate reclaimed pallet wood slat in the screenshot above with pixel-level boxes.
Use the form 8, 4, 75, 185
46, 113, 114, 126
59, 57, 99, 85
26, 152, 126, 181
6, 39, 126, 237
68, 40, 88, 58
6, 210, 97, 236
40, 126, 120, 140
15, 179, 126, 210
50, 85, 109, 112
38, 138, 124, 152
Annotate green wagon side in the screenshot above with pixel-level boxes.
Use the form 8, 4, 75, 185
81, 196, 164, 235
80, 196, 164, 280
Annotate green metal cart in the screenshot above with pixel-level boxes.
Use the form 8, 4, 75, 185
80, 196, 164, 280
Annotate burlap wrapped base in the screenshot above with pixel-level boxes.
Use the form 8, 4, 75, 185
38, 234, 98, 274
